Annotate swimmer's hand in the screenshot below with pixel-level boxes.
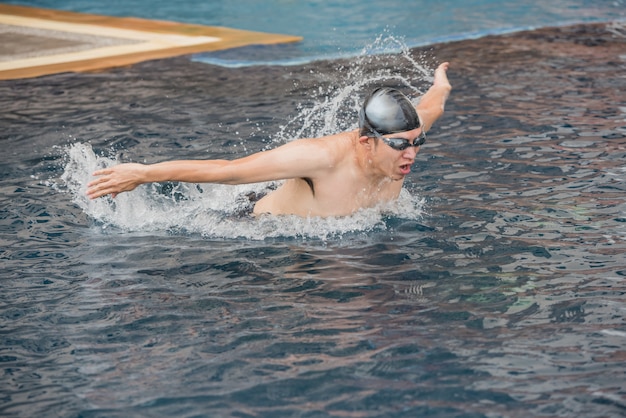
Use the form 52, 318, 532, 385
86, 163, 146, 199
434, 62, 451, 91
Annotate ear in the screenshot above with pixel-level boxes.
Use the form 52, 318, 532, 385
358, 135, 373, 149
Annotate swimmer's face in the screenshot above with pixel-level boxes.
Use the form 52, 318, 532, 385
368, 127, 424, 180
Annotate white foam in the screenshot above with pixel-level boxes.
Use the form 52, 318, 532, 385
274, 34, 431, 143
61, 41, 430, 239
61, 143, 424, 240
600, 329, 626, 338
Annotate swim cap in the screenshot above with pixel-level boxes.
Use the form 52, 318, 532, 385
359, 88, 420, 136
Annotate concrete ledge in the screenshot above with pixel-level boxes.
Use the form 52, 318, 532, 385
0, 4, 302, 80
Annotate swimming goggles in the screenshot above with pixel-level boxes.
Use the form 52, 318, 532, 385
368, 127, 426, 151
379, 130, 426, 151
360, 108, 426, 150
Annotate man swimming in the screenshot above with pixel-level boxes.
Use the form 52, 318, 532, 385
87, 62, 451, 217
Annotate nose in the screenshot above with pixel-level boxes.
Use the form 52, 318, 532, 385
403, 145, 420, 159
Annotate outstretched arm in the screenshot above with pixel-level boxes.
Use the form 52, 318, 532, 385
416, 62, 452, 133
86, 137, 336, 199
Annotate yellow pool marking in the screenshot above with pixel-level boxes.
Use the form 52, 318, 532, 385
0, 15, 221, 71
0, 5, 302, 80
0, 14, 221, 43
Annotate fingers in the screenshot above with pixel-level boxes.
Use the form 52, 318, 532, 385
86, 175, 113, 199
91, 167, 113, 177
85, 185, 107, 199
87, 168, 111, 187
86, 189, 102, 199
86, 167, 134, 199
433, 63, 452, 91
87, 177, 104, 188
86, 167, 116, 199
87, 186, 116, 200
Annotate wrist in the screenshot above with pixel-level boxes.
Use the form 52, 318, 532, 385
139, 162, 156, 183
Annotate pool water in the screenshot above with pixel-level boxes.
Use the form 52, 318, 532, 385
5, 0, 626, 65
1, 4, 626, 418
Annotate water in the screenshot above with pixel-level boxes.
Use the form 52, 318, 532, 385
2, 6, 626, 418
58, 39, 431, 240
5, 0, 626, 66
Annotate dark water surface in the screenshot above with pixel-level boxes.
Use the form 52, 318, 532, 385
1, 23, 626, 417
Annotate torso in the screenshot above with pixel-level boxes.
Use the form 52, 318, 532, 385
253, 131, 404, 217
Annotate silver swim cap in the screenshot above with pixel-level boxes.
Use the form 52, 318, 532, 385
359, 88, 420, 136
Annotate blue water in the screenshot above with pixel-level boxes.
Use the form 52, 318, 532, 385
2, 1, 626, 418
5, 0, 626, 65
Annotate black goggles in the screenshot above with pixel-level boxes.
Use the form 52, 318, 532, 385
368, 127, 426, 151
360, 109, 425, 151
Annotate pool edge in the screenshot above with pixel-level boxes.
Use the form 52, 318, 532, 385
0, 4, 303, 80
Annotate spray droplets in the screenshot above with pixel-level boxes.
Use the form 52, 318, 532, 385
61, 34, 429, 239
274, 34, 432, 143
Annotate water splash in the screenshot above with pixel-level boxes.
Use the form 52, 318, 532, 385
61, 35, 430, 239
274, 33, 432, 143
61, 143, 424, 240
606, 21, 626, 38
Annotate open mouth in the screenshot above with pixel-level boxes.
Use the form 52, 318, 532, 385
399, 164, 411, 175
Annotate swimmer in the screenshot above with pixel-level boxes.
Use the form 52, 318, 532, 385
87, 62, 452, 217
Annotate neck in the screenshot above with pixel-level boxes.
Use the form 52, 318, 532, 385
352, 131, 385, 182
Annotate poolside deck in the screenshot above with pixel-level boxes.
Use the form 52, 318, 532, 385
0, 4, 302, 80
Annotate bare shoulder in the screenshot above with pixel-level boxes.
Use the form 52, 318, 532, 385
269, 130, 354, 168
306, 130, 356, 163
